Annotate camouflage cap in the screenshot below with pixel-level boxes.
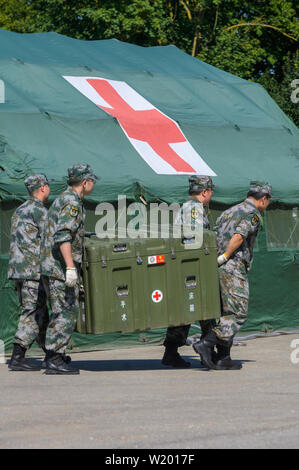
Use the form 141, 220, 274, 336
67, 164, 98, 184
24, 174, 52, 194
249, 181, 273, 197
189, 175, 215, 193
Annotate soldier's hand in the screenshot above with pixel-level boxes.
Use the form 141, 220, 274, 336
65, 267, 78, 287
217, 253, 228, 266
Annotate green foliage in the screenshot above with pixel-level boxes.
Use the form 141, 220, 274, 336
255, 51, 299, 127
0, 0, 298, 125
0, 0, 34, 32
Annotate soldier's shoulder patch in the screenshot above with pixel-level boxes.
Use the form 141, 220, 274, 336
251, 214, 260, 226
70, 205, 79, 217
191, 208, 199, 219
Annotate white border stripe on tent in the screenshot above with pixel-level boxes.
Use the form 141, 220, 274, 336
63, 75, 217, 176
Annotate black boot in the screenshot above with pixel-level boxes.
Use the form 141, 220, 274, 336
193, 331, 220, 370
214, 341, 242, 370
44, 352, 79, 375
162, 344, 191, 368
8, 343, 41, 371
42, 351, 71, 369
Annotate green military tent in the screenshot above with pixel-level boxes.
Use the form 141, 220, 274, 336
0, 29, 298, 353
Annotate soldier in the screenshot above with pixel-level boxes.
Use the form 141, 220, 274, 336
42, 164, 98, 375
162, 175, 215, 368
193, 181, 272, 370
8, 174, 51, 371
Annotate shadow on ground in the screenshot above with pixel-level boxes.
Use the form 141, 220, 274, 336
62, 357, 251, 372
5, 355, 254, 372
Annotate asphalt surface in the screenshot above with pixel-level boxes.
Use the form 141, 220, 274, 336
0, 333, 299, 449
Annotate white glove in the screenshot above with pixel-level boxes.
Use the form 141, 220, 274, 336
217, 253, 228, 266
65, 267, 78, 287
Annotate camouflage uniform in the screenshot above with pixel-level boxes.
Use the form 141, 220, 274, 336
164, 176, 215, 349
213, 197, 263, 341
42, 164, 97, 354
8, 174, 50, 350
178, 198, 210, 236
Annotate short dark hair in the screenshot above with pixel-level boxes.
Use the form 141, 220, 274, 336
67, 179, 86, 187
247, 191, 270, 200
189, 188, 210, 196
189, 189, 202, 196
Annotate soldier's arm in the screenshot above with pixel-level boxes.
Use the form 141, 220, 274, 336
218, 214, 260, 264
60, 242, 75, 268
53, 203, 81, 247
235, 213, 260, 237
217, 234, 244, 265
55, 203, 81, 286
224, 233, 244, 259
60, 241, 78, 287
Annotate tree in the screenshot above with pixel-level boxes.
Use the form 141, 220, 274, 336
0, 0, 298, 124
256, 51, 299, 127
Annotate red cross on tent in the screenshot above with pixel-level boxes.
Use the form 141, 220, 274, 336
63, 76, 216, 176
88, 78, 194, 173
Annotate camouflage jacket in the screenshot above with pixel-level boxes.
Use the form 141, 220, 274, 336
41, 187, 86, 281
176, 199, 210, 231
214, 198, 262, 268
8, 197, 48, 280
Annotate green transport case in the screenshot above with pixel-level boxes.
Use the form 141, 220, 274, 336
76, 231, 221, 334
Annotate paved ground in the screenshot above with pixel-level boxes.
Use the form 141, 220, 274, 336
0, 333, 298, 449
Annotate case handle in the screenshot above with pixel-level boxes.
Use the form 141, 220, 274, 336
116, 285, 129, 298
113, 243, 127, 252
185, 275, 197, 289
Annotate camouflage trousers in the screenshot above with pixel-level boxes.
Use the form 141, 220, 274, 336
14, 279, 49, 350
164, 320, 216, 348
44, 277, 79, 354
213, 261, 249, 342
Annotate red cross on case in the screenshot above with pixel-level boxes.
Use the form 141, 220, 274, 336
152, 290, 163, 303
